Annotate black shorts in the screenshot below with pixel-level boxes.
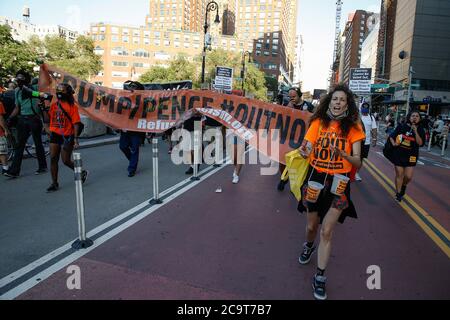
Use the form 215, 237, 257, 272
50, 132, 75, 148
361, 144, 370, 160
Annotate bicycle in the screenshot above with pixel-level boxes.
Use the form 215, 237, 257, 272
7, 127, 50, 161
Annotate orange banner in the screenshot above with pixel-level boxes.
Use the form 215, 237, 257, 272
39, 64, 312, 164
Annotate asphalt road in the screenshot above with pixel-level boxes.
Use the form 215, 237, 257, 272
0, 139, 191, 278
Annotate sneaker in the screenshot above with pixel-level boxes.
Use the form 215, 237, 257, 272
2, 168, 8, 175
312, 275, 327, 300
4, 171, 19, 179
232, 174, 240, 184
299, 242, 316, 265
277, 179, 288, 191
400, 185, 407, 197
355, 173, 362, 182
81, 170, 89, 184
395, 193, 403, 202
185, 167, 194, 175
128, 171, 136, 178
35, 168, 48, 175
46, 183, 59, 193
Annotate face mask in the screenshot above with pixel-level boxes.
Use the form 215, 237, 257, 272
57, 93, 68, 101
327, 108, 349, 121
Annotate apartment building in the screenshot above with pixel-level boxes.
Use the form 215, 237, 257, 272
341, 10, 375, 85
92, 0, 298, 88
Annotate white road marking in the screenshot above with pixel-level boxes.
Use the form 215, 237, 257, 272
0, 158, 234, 300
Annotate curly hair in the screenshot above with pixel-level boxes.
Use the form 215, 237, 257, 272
310, 84, 360, 137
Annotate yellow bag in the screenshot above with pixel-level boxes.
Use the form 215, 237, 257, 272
280, 149, 310, 202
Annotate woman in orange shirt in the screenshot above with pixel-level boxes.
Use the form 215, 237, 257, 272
297, 84, 365, 300
44, 83, 88, 192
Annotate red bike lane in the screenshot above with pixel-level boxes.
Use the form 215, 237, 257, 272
17, 155, 450, 300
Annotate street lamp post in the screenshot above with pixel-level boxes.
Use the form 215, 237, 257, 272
201, 1, 220, 85
406, 65, 414, 115
241, 51, 251, 97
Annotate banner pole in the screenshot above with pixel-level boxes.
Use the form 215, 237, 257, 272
150, 138, 163, 205
72, 153, 93, 250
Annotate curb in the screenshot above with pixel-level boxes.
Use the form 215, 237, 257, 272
78, 136, 120, 150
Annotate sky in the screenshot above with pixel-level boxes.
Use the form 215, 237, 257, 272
297, 0, 381, 92
0, 0, 381, 93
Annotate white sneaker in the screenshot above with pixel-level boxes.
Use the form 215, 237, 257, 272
232, 175, 240, 184
355, 173, 362, 182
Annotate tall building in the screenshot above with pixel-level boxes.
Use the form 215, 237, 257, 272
387, 0, 450, 116
235, 0, 297, 86
360, 14, 380, 82
293, 34, 304, 87
92, 0, 298, 89
375, 0, 397, 81
341, 10, 376, 85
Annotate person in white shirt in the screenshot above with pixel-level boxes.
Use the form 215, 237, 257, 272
356, 103, 378, 181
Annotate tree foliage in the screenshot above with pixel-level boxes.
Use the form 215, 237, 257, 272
140, 49, 269, 101
0, 25, 39, 82
31, 35, 102, 80
139, 54, 197, 84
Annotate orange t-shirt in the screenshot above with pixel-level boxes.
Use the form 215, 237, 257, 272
49, 101, 81, 136
0, 102, 5, 137
304, 119, 366, 174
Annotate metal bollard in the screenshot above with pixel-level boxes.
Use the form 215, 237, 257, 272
72, 153, 93, 250
428, 131, 433, 151
150, 138, 163, 205
191, 128, 201, 181
442, 138, 447, 156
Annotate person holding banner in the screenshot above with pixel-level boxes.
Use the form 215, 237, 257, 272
297, 84, 365, 300
43, 83, 88, 192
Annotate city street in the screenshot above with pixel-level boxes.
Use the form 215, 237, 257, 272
0, 137, 449, 300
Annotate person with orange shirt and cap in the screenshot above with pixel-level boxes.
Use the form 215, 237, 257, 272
43, 83, 88, 192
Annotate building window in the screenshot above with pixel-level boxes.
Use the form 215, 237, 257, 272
133, 63, 144, 68
112, 61, 129, 67
122, 36, 129, 42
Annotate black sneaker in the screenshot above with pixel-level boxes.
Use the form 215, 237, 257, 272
400, 185, 407, 197
128, 171, 136, 178
47, 183, 59, 193
185, 167, 194, 175
35, 168, 48, 175
299, 242, 316, 265
395, 193, 403, 202
81, 170, 89, 184
4, 171, 19, 179
277, 179, 288, 191
312, 275, 327, 300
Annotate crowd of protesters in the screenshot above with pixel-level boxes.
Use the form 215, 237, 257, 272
2, 72, 448, 301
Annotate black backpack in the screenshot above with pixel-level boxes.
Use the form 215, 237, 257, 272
0, 90, 16, 119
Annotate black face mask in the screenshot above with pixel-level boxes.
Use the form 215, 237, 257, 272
57, 93, 69, 101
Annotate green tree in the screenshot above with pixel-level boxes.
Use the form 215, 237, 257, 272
0, 25, 39, 81
139, 55, 197, 84
31, 35, 102, 80
198, 48, 268, 101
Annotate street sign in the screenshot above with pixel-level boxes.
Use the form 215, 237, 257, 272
215, 66, 233, 92
371, 84, 390, 90
349, 68, 372, 94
